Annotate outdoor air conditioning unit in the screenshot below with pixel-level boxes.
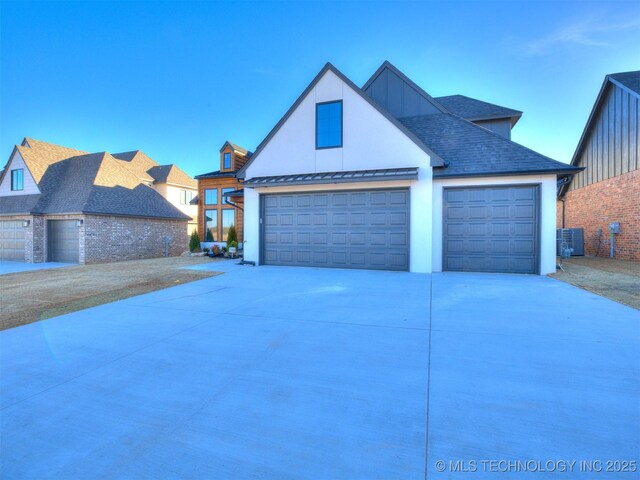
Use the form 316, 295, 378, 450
556, 228, 585, 256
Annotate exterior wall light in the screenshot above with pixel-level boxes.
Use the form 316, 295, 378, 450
22, 220, 30, 227
76, 219, 84, 227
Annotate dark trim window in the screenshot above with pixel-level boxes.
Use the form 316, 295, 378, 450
11, 169, 24, 191
205, 209, 218, 241
223, 152, 232, 170
204, 188, 217, 205
221, 187, 235, 203
180, 190, 193, 205
316, 100, 342, 149
222, 209, 235, 242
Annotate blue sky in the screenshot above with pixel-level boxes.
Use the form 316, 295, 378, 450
1, 1, 639, 177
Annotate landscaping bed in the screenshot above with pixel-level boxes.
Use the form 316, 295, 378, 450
0, 256, 222, 330
551, 256, 640, 310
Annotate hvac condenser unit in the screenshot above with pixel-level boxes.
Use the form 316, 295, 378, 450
556, 228, 585, 256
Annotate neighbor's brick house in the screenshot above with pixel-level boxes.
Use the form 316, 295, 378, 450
0, 138, 191, 263
194, 141, 249, 245
558, 71, 640, 260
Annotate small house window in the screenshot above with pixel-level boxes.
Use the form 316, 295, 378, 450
222, 187, 235, 203
223, 152, 232, 170
204, 188, 217, 205
316, 100, 342, 149
222, 209, 235, 241
180, 190, 193, 205
11, 169, 24, 191
205, 210, 218, 242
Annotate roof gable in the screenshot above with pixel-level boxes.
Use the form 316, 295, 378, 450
559, 71, 640, 196
362, 61, 447, 118
237, 63, 444, 178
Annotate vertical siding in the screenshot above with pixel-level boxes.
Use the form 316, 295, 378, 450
570, 83, 639, 192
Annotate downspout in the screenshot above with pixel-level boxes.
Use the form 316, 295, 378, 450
560, 198, 566, 229
222, 198, 244, 243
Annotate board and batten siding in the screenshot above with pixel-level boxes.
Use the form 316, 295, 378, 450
571, 83, 639, 191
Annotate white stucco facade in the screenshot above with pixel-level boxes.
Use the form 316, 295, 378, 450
242, 67, 558, 275
243, 69, 434, 273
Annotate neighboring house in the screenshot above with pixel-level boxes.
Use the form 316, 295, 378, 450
0, 138, 193, 263
194, 141, 250, 246
110, 151, 198, 236
557, 71, 640, 260
237, 61, 581, 274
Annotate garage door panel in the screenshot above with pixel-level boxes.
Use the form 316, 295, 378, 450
0, 221, 26, 261
48, 220, 79, 263
444, 186, 538, 274
263, 189, 409, 271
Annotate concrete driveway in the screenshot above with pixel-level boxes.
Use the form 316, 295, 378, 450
1, 264, 638, 479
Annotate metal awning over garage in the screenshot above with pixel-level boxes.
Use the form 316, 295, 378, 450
243, 167, 419, 187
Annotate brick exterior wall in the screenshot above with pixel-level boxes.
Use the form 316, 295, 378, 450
83, 215, 187, 264
558, 169, 640, 260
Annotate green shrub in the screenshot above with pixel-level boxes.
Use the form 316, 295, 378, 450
229, 240, 238, 249
189, 230, 200, 252
226, 225, 238, 245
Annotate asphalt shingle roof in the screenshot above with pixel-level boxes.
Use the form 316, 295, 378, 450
1, 140, 190, 219
609, 71, 640, 95
400, 113, 581, 178
434, 95, 522, 122
147, 165, 197, 188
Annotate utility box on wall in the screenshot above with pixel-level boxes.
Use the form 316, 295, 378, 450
556, 228, 585, 256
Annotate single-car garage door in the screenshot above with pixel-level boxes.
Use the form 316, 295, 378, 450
0, 220, 26, 261
48, 220, 79, 263
443, 185, 539, 274
262, 189, 409, 271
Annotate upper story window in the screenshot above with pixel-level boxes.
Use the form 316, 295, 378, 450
204, 188, 217, 205
316, 100, 342, 149
180, 190, 193, 205
11, 169, 24, 191
223, 152, 232, 170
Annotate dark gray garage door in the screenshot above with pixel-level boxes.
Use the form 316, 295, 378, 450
48, 220, 79, 263
0, 220, 26, 261
443, 185, 539, 274
262, 189, 409, 271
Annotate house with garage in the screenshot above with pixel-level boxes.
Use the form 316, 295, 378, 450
238, 61, 581, 274
194, 141, 250, 246
557, 71, 639, 260
0, 138, 192, 263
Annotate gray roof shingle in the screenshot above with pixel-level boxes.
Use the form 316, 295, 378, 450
0, 194, 41, 215
1, 143, 190, 220
434, 95, 522, 122
400, 113, 581, 178
608, 71, 640, 96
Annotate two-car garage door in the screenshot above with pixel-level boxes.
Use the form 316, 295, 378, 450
262, 189, 409, 271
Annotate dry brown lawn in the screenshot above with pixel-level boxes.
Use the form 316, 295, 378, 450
0, 256, 222, 330
550, 256, 640, 310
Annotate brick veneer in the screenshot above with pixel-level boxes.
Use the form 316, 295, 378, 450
558, 170, 639, 260
83, 215, 187, 264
